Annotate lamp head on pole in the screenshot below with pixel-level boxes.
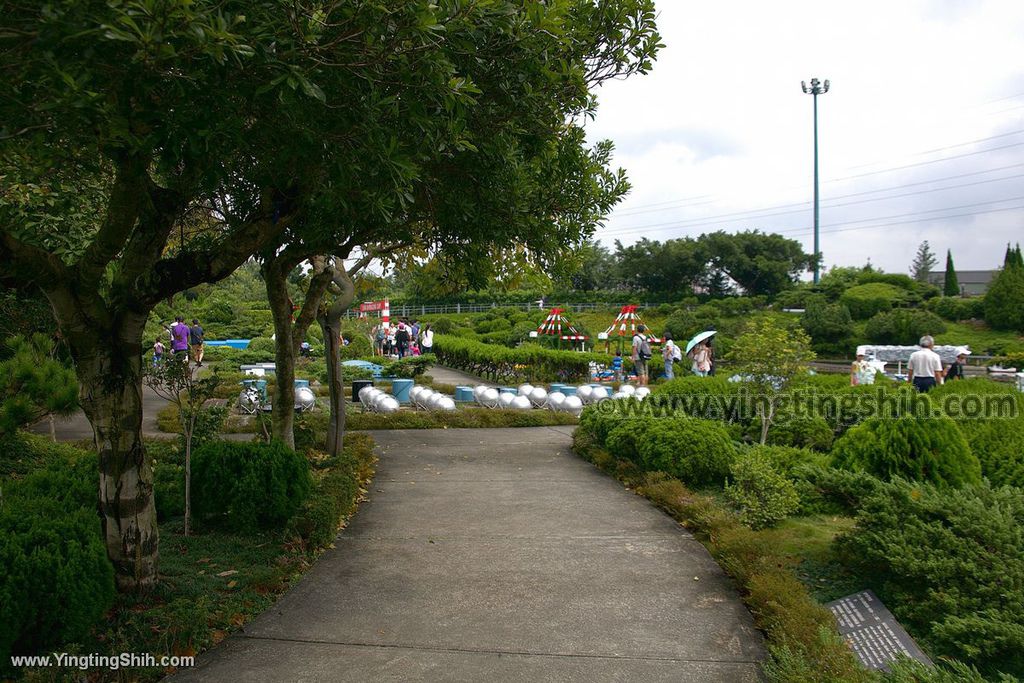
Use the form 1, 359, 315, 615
801, 77, 830, 96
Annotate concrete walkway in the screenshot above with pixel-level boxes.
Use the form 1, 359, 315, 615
170, 427, 764, 682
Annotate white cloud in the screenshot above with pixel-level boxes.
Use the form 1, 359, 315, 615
587, 0, 1024, 273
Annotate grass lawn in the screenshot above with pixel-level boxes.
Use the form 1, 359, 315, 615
934, 320, 1024, 355
756, 514, 863, 603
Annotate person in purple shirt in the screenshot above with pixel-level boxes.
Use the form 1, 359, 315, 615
170, 316, 190, 362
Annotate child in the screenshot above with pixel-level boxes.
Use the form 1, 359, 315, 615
611, 350, 623, 383
152, 339, 165, 366
411, 342, 421, 357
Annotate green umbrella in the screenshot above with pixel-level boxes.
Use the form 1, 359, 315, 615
685, 330, 716, 355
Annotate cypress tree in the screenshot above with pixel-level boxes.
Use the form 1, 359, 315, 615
943, 250, 960, 296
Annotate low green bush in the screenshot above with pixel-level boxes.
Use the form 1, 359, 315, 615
605, 418, 654, 464
289, 433, 377, 550
839, 282, 907, 319
789, 464, 886, 515
864, 309, 947, 345
635, 417, 737, 487
831, 414, 981, 487
837, 480, 1024, 678
800, 297, 854, 355
757, 415, 834, 451
192, 440, 311, 531
0, 439, 114, 667
724, 450, 800, 529
0, 502, 116, 668
433, 335, 602, 383
244, 336, 277, 357
925, 296, 984, 322
153, 459, 185, 521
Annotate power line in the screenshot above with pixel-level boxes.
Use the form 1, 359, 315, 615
776, 203, 1024, 239
598, 195, 1024, 245
614, 129, 1024, 215
600, 169, 1024, 238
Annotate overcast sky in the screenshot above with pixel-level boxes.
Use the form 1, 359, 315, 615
586, 0, 1024, 275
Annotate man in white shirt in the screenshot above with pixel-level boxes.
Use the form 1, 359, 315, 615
907, 335, 943, 392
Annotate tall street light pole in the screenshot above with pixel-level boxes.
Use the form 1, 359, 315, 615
802, 77, 829, 284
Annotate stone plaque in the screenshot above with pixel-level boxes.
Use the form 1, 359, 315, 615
826, 590, 933, 671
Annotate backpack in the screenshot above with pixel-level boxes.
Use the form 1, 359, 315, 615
635, 335, 652, 360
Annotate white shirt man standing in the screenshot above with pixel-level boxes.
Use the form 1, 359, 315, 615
907, 335, 943, 392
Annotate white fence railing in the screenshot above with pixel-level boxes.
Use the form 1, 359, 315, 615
343, 302, 665, 319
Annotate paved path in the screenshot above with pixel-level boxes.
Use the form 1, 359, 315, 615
170, 427, 764, 682
424, 364, 495, 388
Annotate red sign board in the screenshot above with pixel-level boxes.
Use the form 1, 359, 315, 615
359, 300, 388, 313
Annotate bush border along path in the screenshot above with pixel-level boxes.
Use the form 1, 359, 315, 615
571, 428, 871, 683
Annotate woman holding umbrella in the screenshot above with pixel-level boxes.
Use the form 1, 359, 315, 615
685, 330, 716, 377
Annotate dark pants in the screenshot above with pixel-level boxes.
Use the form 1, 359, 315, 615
397, 343, 407, 359
912, 377, 937, 393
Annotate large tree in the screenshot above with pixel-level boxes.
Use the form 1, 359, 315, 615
1, 0, 659, 590
701, 230, 813, 296
943, 249, 960, 297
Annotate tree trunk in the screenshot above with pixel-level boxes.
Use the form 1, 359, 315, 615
264, 262, 297, 450
322, 265, 357, 458
320, 313, 346, 457
183, 419, 193, 537
76, 342, 159, 592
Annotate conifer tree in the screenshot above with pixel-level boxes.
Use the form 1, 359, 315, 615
943, 250, 960, 297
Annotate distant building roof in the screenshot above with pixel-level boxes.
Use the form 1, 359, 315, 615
927, 270, 996, 285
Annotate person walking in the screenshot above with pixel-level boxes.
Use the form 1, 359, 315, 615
170, 316, 190, 363
152, 338, 165, 367
631, 324, 651, 387
662, 333, 679, 380
907, 335, 943, 392
944, 346, 971, 381
420, 324, 434, 354
189, 318, 205, 367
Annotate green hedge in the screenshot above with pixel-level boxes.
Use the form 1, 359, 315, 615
288, 433, 377, 550
636, 417, 737, 486
831, 414, 981, 487
0, 437, 115, 667
724, 449, 800, 529
839, 282, 907, 319
192, 440, 311, 532
864, 309, 946, 345
433, 336, 602, 383
925, 296, 984, 322
837, 480, 1024, 678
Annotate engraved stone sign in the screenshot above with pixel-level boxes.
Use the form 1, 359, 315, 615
826, 590, 933, 671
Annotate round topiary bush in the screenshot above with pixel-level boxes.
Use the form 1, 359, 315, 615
839, 282, 907, 320
831, 414, 981, 487
635, 417, 737, 486
864, 308, 946, 345
192, 440, 312, 531
245, 336, 277, 358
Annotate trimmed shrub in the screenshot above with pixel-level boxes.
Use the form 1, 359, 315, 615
192, 440, 311, 531
724, 450, 799, 529
245, 336, 277, 357
289, 434, 377, 550
635, 417, 737, 486
433, 336, 601, 383
758, 415, 834, 451
0, 502, 115, 667
925, 296, 984, 322
605, 418, 656, 465
831, 414, 981, 487
839, 282, 907, 319
800, 297, 854, 355
864, 308, 946, 345
153, 459, 185, 521
578, 405, 620, 445
789, 464, 886, 515
983, 264, 1024, 332
837, 480, 1024, 677
1, 439, 114, 666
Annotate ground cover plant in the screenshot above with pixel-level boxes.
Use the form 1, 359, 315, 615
578, 366, 1024, 681
0, 431, 376, 680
